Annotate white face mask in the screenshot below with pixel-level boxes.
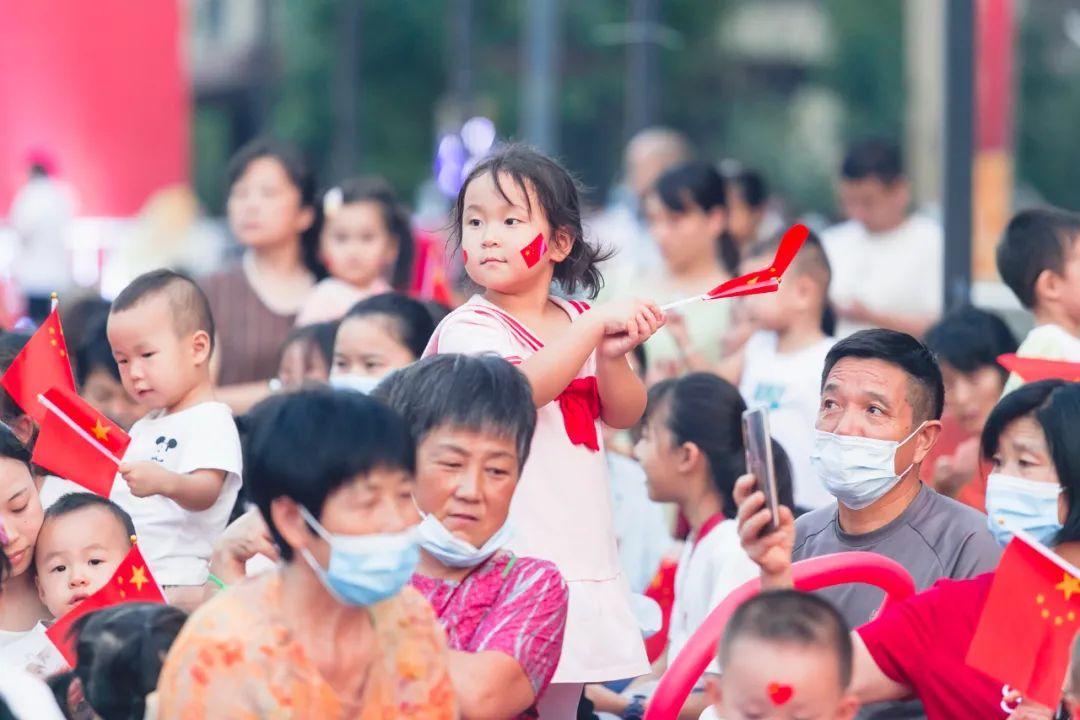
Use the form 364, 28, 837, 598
414, 502, 513, 569
810, 423, 925, 510
330, 374, 383, 395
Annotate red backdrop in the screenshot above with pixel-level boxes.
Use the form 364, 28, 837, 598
0, 0, 188, 217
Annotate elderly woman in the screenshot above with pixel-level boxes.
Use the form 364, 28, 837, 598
157, 388, 456, 718
376, 354, 569, 720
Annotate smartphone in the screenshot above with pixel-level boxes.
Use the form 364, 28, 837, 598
742, 407, 780, 534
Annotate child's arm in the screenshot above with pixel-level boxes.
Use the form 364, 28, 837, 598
593, 304, 665, 428
119, 461, 227, 512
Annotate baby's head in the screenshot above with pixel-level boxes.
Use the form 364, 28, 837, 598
453, 144, 609, 300
330, 293, 436, 392
34, 494, 135, 618
320, 178, 414, 292
741, 230, 831, 335
708, 590, 858, 720
997, 207, 1080, 322
107, 270, 215, 412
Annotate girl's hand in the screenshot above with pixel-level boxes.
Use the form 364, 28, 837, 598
595, 299, 665, 359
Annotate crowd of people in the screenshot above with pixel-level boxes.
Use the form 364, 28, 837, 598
0, 125, 1075, 720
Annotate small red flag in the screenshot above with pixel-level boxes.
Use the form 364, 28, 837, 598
46, 543, 166, 666
31, 386, 130, 496
520, 233, 547, 269
966, 531, 1080, 706
0, 309, 76, 424
998, 354, 1080, 383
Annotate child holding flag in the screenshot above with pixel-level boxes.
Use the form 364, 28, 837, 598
106, 270, 242, 609
424, 144, 664, 716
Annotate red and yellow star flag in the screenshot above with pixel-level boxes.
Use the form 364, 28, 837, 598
520, 233, 547, 269
966, 530, 1080, 706
31, 386, 130, 496
0, 309, 75, 424
46, 543, 165, 666
997, 354, 1080, 383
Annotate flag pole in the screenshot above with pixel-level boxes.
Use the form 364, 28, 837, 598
36, 394, 121, 465
1013, 528, 1080, 578
660, 295, 706, 312
49, 292, 58, 314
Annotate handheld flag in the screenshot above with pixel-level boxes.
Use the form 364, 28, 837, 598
46, 543, 165, 666
998, 354, 1080, 383
966, 530, 1080, 706
661, 224, 810, 311
0, 309, 76, 424
32, 386, 130, 496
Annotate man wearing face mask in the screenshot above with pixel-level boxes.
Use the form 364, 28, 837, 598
793, 330, 1001, 719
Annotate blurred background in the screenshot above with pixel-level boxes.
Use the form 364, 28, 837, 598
0, 0, 1077, 321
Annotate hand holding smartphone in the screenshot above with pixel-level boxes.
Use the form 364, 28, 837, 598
742, 407, 780, 535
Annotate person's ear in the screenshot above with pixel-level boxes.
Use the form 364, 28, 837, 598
835, 691, 861, 720
910, 420, 942, 465
705, 206, 727, 239
191, 330, 212, 367
703, 674, 723, 711
34, 572, 46, 606
296, 205, 316, 235
677, 441, 702, 475
1059, 491, 1069, 526
9, 415, 35, 447
270, 497, 317, 559
548, 228, 573, 262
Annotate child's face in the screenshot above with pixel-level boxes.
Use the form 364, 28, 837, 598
721, 298, 759, 357
0, 459, 43, 578
227, 157, 314, 249
709, 638, 859, 720
278, 340, 330, 391
634, 404, 685, 503
331, 315, 415, 380
414, 425, 519, 548
1047, 238, 1080, 324
81, 368, 141, 430
643, 192, 726, 275
320, 201, 398, 288
740, 253, 820, 333
939, 361, 1004, 435
459, 172, 567, 295
108, 295, 211, 412
35, 506, 132, 618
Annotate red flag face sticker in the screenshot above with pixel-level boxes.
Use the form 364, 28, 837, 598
520, 233, 547, 268
462, 250, 469, 264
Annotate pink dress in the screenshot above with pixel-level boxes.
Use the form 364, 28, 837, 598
424, 295, 649, 682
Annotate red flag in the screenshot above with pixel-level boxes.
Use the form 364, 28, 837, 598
520, 233, 547, 269
705, 223, 809, 300
997, 354, 1080, 383
966, 531, 1080, 706
46, 543, 165, 666
0, 309, 75, 424
31, 386, 130, 496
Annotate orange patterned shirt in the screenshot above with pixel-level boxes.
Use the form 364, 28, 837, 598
156, 572, 457, 719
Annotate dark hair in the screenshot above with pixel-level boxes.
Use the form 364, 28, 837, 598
75, 314, 121, 387
747, 229, 833, 335
995, 207, 1080, 309
374, 354, 536, 470
923, 306, 1017, 381
241, 388, 414, 561
279, 321, 338, 377
0, 422, 32, 467
981, 381, 1080, 544
452, 144, 611, 299
110, 270, 216, 353
653, 161, 740, 275
0, 333, 31, 424
42, 493, 136, 541
722, 166, 769, 209
61, 296, 112, 359
226, 137, 326, 279
770, 439, 797, 513
645, 373, 748, 516
823, 329, 945, 424
323, 177, 415, 291
341, 293, 436, 360
840, 138, 903, 185
71, 603, 187, 720
721, 589, 853, 688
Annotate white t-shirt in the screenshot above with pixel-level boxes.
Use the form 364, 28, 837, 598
739, 331, 835, 509
111, 402, 242, 586
0, 623, 67, 678
1003, 323, 1080, 394
0, 665, 66, 719
822, 214, 943, 337
607, 452, 675, 594
667, 518, 759, 677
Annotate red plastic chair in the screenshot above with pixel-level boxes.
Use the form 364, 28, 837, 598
643, 552, 916, 720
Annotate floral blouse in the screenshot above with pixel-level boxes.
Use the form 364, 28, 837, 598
157, 572, 457, 719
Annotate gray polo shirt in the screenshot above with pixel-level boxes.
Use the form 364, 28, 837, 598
794, 483, 1001, 720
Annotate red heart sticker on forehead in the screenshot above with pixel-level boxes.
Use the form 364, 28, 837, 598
767, 682, 794, 705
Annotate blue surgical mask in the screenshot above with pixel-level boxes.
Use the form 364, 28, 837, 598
414, 505, 513, 569
985, 473, 1062, 548
810, 423, 924, 510
330, 374, 384, 395
299, 506, 419, 606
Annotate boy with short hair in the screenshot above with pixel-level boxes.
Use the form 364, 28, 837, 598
704, 590, 859, 720
996, 207, 1080, 393
75, 315, 142, 431
107, 269, 242, 605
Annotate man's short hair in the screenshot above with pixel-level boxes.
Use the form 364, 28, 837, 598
720, 590, 853, 688
822, 329, 945, 425
840, 138, 903, 185
374, 354, 536, 471
996, 207, 1080, 310
110, 270, 215, 352
43, 493, 136, 540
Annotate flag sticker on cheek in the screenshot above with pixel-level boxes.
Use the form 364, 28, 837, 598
520, 233, 547, 268
463, 250, 469, 264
